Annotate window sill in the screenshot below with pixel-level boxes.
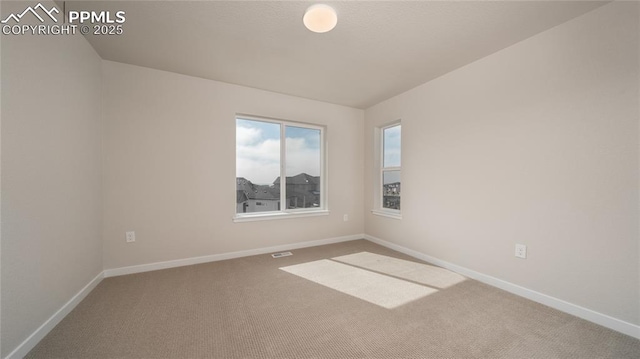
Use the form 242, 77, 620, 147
371, 209, 402, 220
233, 210, 330, 223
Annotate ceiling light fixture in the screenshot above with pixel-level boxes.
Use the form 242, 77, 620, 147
303, 4, 337, 33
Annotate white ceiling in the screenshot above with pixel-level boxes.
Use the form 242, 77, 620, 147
75, 1, 608, 109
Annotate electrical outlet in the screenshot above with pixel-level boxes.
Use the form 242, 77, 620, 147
515, 244, 527, 259
343, 214, 349, 222
126, 231, 136, 243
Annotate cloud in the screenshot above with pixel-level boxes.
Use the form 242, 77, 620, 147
236, 126, 262, 146
286, 137, 320, 177
236, 158, 281, 184
384, 125, 401, 167
237, 138, 280, 184
237, 122, 321, 184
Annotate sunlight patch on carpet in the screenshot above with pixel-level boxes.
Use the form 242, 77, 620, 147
332, 252, 466, 289
280, 259, 436, 309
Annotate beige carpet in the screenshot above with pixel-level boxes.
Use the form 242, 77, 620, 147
26, 240, 640, 358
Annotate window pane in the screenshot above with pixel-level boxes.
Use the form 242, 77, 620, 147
382, 170, 401, 210
383, 125, 401, 168
236, 119, 281, 213
285, 125, 321, 209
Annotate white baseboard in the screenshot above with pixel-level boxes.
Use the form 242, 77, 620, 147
5, 272, 104, 359
364, 234, 640, 340
104, 234, 364, 278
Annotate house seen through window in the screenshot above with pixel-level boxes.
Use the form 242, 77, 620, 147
382, 124, 401, 211
236, 117, 324, 216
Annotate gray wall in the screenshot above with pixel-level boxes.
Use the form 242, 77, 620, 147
364, 2, 639, 325
0, 1, 103, 356
101, 61, 364, 270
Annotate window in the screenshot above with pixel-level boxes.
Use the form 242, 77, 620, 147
235, 116, 326, 221
374, 122, 401, 219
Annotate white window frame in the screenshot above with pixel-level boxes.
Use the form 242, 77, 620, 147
372, 121, 402, 220
234, 114, 328, 222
